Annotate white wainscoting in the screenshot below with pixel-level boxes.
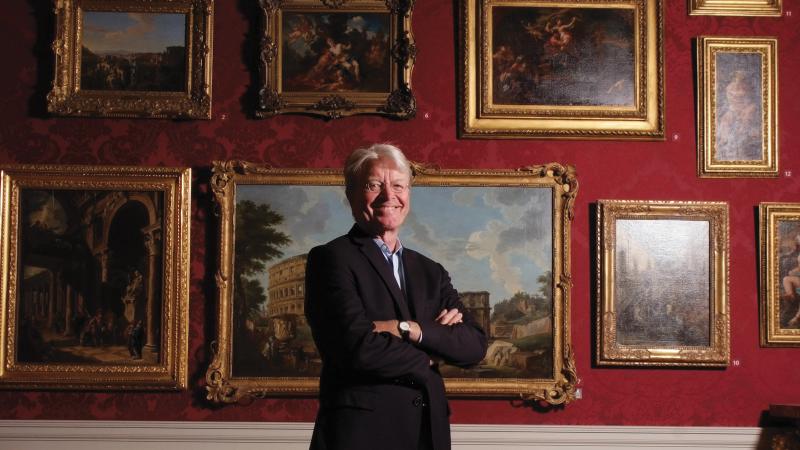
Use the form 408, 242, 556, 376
0, 420, 769, 450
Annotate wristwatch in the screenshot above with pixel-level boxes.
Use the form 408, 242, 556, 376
398, 321, 411, 341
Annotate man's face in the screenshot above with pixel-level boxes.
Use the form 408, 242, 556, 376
349, 159, 410, 236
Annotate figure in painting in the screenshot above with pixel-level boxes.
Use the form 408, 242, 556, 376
780, 235, 800, 328
545, 16, 577, 53
122, 269, 143, 323
127, 319, 145, 359
715, 69, 762, 161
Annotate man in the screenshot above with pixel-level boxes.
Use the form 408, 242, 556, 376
305, 144, 488, 450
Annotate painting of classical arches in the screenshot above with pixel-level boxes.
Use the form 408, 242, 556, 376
0, 165, 190, 390
18, 190, 163, 364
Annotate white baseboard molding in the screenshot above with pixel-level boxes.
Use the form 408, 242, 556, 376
0, 420, 770, 450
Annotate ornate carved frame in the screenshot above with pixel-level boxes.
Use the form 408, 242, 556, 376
47, 0, 214, 119
459, 0, 664, 139
759, 203, 800, 347
0, 165, 191, 389
596, 200, 730, 367
689, 0, 782, 17
206, 161, 578, 404
696, 36, 778, 178
255, 0, 416, 119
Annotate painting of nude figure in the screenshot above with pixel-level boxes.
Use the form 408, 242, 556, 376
759, 203, 800, 347
281, 12, 391, 93
491, 7, 635, 106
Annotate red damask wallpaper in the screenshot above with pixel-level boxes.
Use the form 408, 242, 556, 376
0, 0, 798, 426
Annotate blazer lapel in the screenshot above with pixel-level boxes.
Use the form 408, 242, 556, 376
348, 225, 412, 320
400, 249, 428, 321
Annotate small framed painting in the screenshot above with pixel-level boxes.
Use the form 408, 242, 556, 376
759, 203, 800, 346
696, 36, 778, 178
689, 0, 782, 17
47, 0, 213, 119
255, 0, 415, 119
596, 200, 730, 367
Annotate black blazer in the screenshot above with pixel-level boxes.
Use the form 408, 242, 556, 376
305, 225, 488, 450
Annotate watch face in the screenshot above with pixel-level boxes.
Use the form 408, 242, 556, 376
399, 321, 410, 332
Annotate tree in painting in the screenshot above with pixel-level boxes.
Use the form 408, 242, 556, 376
232, 200, 291, 375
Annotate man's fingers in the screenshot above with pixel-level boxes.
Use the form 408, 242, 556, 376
437, 308, 463, 326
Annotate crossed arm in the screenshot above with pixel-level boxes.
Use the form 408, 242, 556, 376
372, 308, 464, 342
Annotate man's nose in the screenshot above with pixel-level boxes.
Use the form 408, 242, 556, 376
378, 182, 394, 196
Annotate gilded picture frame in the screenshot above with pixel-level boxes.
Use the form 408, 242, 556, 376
206, 161, 578, 404
759, 203, 800, 347
459, 0, 664, 139
255, 0, 416, 120
689, 0, 782, 17
697, 36, 778, 178
596, 200, 730, 367
47, 0, 214, 119
0, 165, 191, 390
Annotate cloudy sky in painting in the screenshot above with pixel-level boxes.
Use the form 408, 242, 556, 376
236, 184, 553, 306
82, 12, 185, 54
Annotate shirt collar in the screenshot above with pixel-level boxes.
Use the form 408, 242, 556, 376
373, 237, 403, 258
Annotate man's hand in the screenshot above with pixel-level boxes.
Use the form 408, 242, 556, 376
436, 308, 463, 326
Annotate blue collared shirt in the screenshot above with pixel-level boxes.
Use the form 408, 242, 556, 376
373, 238, 405, 291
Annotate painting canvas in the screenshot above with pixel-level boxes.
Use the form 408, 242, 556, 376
47, 0, 213, 119
596, 200, 730, 367
759, 203, 800, 346
80, 12, 187, 92
0, 165, 191, 390
613, 220, 710, 347
460, 0, 664, 139
18, 189, 165, 365
281, 12, 391, 93
697, 36, 777, 177
231, 185, 554, 379
206, 163, 578, 403
491, 7, 634, 107
713, 53, 763, 162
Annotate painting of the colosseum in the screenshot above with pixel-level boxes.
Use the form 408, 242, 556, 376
232, 184, 554, 379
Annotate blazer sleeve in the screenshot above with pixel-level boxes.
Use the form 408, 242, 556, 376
414, 262, 488, 368
305, 244, 434, 385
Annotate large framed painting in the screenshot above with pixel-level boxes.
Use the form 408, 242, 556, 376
596, 200, 730, 367
47, 0, 213, 119
0, 165, 191, 389
689, 0, 782, 17
459, 0, 664, 139
697, 36, 778, 178
206, 161, 578, 404
255, 0, 415, 119
759, 203, 800, 347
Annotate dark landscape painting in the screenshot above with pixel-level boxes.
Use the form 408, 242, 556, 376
80, 11, 186, 92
